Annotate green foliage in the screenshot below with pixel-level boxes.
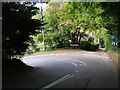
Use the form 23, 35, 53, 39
31, 2, 119, 53
80, 41, 99, 51
4, 2, 120, 60
100, 2, 120, 52
42, 2, 104, 49
80, 41, 91, 51
46, 47, 55, 52
103, 34, 112, 51
91, 43, 99, 51
2, 2, 41, 59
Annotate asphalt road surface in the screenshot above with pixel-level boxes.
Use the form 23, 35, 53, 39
3, 51, 118, 89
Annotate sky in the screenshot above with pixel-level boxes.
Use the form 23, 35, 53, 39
35, 3, 49, 10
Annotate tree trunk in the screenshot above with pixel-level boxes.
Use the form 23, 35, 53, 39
78, 34, 82, 47
77, 30, 80, 43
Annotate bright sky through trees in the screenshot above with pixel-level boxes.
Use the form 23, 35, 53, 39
35, 3, 48, 10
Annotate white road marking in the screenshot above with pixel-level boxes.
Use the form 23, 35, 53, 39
70, 62, 77, 67
75, 70, 78, 72
41, 74, 74, 89
64, 58, 86, 67
64, 60, 77, 67
77, 60, 86, 67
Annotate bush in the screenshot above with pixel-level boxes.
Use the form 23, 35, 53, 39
80, 41, 99, 51
80, 41, 91, 51
91, 43, 99, 51
107, 46, 120, 53
46, 47, 54, 52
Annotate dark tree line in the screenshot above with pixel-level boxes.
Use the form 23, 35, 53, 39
2, 2, 41, 60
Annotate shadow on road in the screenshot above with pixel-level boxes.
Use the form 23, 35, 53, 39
95, 48, 105, 52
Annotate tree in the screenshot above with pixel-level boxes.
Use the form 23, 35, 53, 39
33, 2, 118, 51
37, 2, 105, 49
100, 2, 120, 51
59, 2, 105, 46
2, 2, 41, 60
43, 2, 68, 48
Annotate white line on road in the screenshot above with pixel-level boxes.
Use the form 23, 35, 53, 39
70, 62, 77, 67
40, 74, 74, 89
77, 60, 86, 67
64, 60, 77, 67
64, 58, 86, 67
75, 70, 79, 72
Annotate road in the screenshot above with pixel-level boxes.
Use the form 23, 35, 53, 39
3, 51, 118, 89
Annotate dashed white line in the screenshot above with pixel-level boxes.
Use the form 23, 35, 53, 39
40, 74, 74, 89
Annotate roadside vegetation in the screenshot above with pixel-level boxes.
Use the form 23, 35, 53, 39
2, 1, 120, 75
2, 2, 41, 75
29, 2, 120, 53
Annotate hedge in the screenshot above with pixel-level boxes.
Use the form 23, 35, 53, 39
80, 41, 99, 51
